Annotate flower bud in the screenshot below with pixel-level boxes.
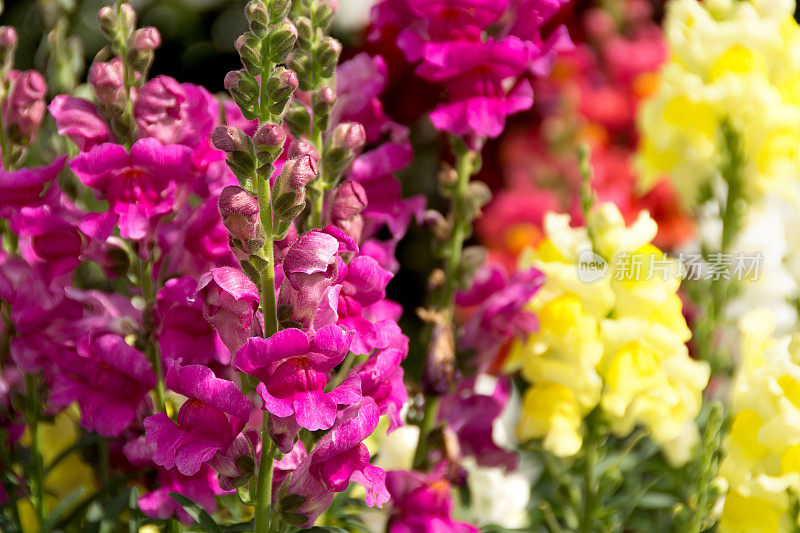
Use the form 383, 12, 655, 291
235, 32, 262, 75
133, 26, 161, 51
268, 0, 291, 24
289, 50, 313, 92
265, 67, 298, 117
97, 6, 117, 39
0, 26, 17, 62
283, 102, 311, 138
253, 122, 287, 163
287, 140, 319, 162
268, 19, 298, 64
324, 122, 365, 176
312, 0, 336, 30
295, 17, 313, 47
245, 0, 269, 37
218, 185, 265, 254
317, 37, 341, 79
209, 429, 259, 491
3, 70, 47, 145
311, 86, 336, 130
272, 153, 318, 220
213, 125, 257, 183
225, 69, 259, 108
327, 180, 367, 241
89, 58, 124, 106
118, 4, 137, 36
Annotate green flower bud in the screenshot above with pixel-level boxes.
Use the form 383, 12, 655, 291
317, 37, 341, 79
265, 67, 298, 117
294, 16, 313, 48
283, 101, 312, 138
245, 0, 269, 38
96, 6, 117, 39
236, 32, 263, 75
312, 0, 336, 30
268, 19, 298, 64
225, 69, 260, 107
268, 0, 291, 24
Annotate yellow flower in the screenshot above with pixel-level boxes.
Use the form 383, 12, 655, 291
719, 309, 800, 532
637, 0, 800, 207
514, 203, 709, 464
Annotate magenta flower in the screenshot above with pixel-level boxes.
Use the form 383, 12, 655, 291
386, 469, 479, 533
281, 398, 390, 527
236, 325, 360, 432
279, 226, 358, 331
439, 376, 518, 469
49, 96, 113, 151
134, 77, 217, 147
0, 155, 65, 218
154, 276, 229, 366
2, 70, 47, 144
159, 195, 238, 279
456, 264, 542, 360
196, 266, 260, 355
337, 255, 394, 354
144, 363, 251, 476
69, 138, 193, 240
49, 334, 156, 436
355, 320, 409, 430
327, 180, 368, 242
139, 465, 224, 525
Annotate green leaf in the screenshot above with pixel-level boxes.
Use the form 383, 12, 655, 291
303, 528, 350, 533
40, 486, 87, 531
168, 492, 223, 533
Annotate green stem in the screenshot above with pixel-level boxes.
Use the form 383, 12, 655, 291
98, 439, 109, 485
309, 125, 325, 229
412, 395, 441, 468
139, 257, 166, 411
254, 419, 276, 533
0, 428, 22, 529
580, 412, 600, 533
253, 43, 280, 533
439, 147, 476, 319
25, 374, 45, 525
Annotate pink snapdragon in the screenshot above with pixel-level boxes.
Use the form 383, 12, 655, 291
337, 255, 394, 354
49, 334, 156, 436
280, 398, 390, 527
69, 138, 193, 240
144, 364, 251, 476
196, 266, 260, 354
154, 276, 229, 365
236, 325, 361, 432
0, 156, 65, 217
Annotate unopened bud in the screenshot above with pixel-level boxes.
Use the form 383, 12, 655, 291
328, 180, 367, 241
295, 16, 313, 47
235, 32, 263, 75
311, 86, 335, 130
225, 69, 259, 107
132, 27, 161, 51
268, 0, 291, 24
312, 0, 337, 30
0, 26, 17, 59
118, 4, 137, 35
287, 140, 319, 162
3, 70, 47, 145
283, 101, 311, 137
97, 6, 117, 38
253, 122, 286, 163
89, 58, 124, 106
245, 0, 269, 37
423, 321, 456, 396
218, 186, 264, 254
265, 67, 298, 117
268, 19, 298, 64
272, 153, 318, 220
317, 37, 341, 79
331, 122, 366, 151
289, 50, 313, 91
213, 125, 257, 183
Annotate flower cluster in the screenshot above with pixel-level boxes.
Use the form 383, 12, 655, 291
719, 309, 800, 532
511, 203, 710, 465
638, 0, 800, 208
369, 0, 572, 140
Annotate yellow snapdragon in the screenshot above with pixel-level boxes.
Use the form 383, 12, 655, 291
637, 0, 800, 207
514, 203, 710, 465
719, 309, 800, 532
